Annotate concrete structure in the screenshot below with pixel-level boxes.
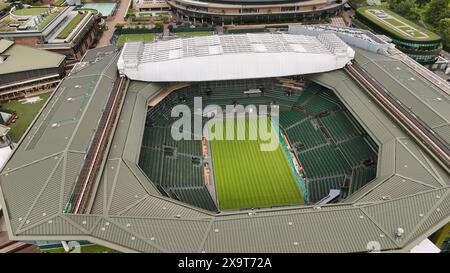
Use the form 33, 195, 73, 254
133, 0, 170, 14
0, 124, 12, 170
0, 30, 449, 253
118, 33, 355, 81
169, 0, 346, 24
0, 39, 65, 101
0, 6, 101, 62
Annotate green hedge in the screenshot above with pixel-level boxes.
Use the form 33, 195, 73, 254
117, 28, 163, 34
172, 27, 214, 33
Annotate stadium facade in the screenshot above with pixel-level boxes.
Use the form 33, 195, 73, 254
0, 27, 449, 253
0, 39, 66, 102
168, 0, 346, 24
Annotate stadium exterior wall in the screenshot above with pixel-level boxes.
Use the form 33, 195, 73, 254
168, 0, 344, 24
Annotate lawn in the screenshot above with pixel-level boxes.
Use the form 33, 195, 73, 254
42, 244, 119, 253
117, 33, 157, 45
36, 11, 59, 30
12, 7, 49, 16
174, 31, 213, 37
357, 7, 440, 41
210, 118, 304, 211
0, 92, 52, 143
54, 0, 66, 6
0, 3, 10, 11
57, 13, 86, 39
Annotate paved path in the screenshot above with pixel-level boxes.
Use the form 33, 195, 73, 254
97, 0, 131, 47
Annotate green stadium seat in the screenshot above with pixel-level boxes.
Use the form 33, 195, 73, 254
349, 165, 377, 194
321, 111, 359, 142
139, 78, 378, 209
338, 137, 377, 166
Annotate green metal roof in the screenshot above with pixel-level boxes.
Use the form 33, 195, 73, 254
0, 45, 448, 253
353, 48, 450, 146
0, 39, 13, 54
0, 39, 65, 75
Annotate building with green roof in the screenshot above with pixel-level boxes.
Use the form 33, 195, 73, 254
355, 7, 442, 64
0, 39, 65, 101
0, 6, 101, 63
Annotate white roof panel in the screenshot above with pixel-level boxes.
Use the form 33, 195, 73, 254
118, 33, 355, 82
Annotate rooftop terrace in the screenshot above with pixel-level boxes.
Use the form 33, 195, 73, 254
357, 7, 441, 42
0, 6, 65, 33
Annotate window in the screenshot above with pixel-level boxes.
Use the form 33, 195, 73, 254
281, 7, 296, 12
241, 8, 258, 14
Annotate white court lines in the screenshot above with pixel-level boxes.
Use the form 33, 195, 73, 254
366, 9, 429, 39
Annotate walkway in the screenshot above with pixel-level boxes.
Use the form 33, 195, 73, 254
97, 0, 131, 47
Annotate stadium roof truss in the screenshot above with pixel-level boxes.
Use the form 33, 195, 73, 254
0, 40, 449, 253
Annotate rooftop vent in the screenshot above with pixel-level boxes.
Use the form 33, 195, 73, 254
395, 227, 404, 238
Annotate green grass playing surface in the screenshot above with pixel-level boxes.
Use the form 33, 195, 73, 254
209, 118, 304, 211
12, 7, 49, 16
117, 33, 157, 45
0, 92, 51, 142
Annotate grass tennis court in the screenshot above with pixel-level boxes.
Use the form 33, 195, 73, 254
357, 7, 440, 41
117, 33, 157, 45
210, 118, 304, 211
0, 92, 51, 142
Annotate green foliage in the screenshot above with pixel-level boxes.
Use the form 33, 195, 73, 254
416, 0, 431, 7
438, 18, 450, 50
54, 0, 66, 6
423, 0, 450, 27
387, 0, 421, 20
174, 31, 213, 37
160, 14, 169, 23
125, 7, 134, 19
347, 0, 370, 8
0, 3, 11, 11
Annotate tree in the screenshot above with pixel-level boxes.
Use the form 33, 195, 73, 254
387, 0, 420, 21
423, 0, 450, 27
416, 0, 431, 7
438, 18, 450, 50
